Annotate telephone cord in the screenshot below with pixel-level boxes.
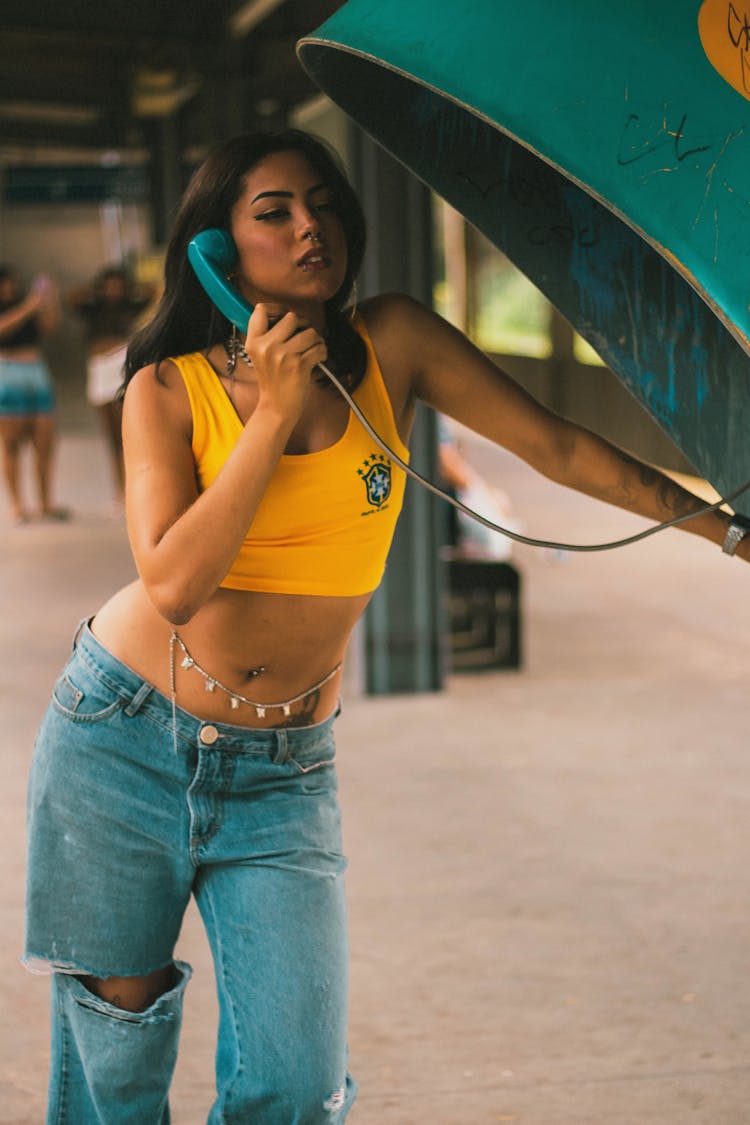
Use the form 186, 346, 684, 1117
318, 361, 750, 554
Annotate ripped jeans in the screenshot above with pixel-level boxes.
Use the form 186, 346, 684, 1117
24, 621, 356, 1124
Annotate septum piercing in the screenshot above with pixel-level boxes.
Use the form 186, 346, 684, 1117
304, 230, 322, 242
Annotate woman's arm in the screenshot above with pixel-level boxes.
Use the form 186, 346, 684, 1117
124, 305, 328, 625
380, 294, 749, 562
0, 291, 42, 341
0, 276, 59, 340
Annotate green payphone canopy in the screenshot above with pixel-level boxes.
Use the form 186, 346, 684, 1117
298, 0, 750, 513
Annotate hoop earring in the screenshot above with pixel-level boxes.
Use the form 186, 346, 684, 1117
348, 278, 359, 322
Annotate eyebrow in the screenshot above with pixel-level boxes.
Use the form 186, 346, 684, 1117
250, 182, 327, 204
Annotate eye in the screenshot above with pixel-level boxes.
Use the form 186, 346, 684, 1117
255, 209, 289, 222
314, 201, 337, 214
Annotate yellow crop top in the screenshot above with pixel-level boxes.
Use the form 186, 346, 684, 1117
171, 314, 409, 596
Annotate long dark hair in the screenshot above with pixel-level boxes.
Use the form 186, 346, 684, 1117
124, 129, 367, 389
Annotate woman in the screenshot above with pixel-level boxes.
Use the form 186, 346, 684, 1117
24, 129, 750, 1124
69, 266, 154, 508
0, 267, 67, 523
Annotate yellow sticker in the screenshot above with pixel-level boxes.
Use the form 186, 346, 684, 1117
699, 0, 750, 101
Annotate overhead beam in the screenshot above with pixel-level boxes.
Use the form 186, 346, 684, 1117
0, 101, 102, 128
228, 0, 286, 38
0, 116, 139, 153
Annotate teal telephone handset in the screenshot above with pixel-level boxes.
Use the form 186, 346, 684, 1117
186, 227, 736, 553
188, 228, 253, 333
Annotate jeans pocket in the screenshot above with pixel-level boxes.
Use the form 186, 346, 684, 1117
289, 758, 333, 775
288, 741, 336, 777
51, 667, 122, 723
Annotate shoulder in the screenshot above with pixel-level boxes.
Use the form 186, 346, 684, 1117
123, 359, 192, 437
357, 292, 462, 384
351, 294, 441, 432
359, 292, 454, 352
357, 291, 431, 338
357, 292, 441, 370
126, 357, 183, 393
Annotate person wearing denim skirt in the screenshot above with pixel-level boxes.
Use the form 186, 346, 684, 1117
24, 130, 750, 1125
0, 266, 69, 524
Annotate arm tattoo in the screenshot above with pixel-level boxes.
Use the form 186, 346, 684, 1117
614, 448, 704, 518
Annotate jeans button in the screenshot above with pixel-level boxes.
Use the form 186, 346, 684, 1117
199, 724, 219, 745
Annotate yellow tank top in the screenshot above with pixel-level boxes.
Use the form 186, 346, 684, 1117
171, 314, 409, 596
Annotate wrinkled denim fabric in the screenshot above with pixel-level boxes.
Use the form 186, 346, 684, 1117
25, 621, 356, 1124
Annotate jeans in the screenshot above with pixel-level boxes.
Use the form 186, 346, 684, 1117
25, 621, 356, 1124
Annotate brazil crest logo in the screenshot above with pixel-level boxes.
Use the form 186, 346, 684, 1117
357, 452, 392, 512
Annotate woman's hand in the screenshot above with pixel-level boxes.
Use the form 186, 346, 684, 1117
30, 274, 60, 332
31, 273, 53, 299
244, 303, 327, 424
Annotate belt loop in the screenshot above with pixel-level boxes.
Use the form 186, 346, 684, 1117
124, 681, 153, 716
272, 729, 288, 764
71, 617, 88, 653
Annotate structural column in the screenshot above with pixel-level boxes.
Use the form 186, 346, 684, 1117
146, 112, 183, 247
351, 129, 446, 693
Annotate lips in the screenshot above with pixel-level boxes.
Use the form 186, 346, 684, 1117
297, 247, 331, 270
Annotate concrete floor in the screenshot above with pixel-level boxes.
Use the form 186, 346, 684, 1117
2, 420, 750, 1124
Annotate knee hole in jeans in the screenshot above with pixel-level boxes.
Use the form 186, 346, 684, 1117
77, 963, 178, 1013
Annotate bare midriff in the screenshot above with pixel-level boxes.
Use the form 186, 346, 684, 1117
91, 580, 371, 728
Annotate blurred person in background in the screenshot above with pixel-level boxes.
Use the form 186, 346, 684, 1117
69, 265, 154, 510
438, 413, 518, 559
0, 266, 69, 524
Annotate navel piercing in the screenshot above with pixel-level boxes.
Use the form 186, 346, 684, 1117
170, 631, 341, 720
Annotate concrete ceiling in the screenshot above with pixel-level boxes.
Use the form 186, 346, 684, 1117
0, 0, 346, 159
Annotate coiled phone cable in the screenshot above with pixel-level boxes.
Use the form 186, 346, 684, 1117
318, 360, 750, 554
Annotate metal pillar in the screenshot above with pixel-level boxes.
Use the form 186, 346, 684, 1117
351, 129, 446, 693
146, 112, 183, 247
